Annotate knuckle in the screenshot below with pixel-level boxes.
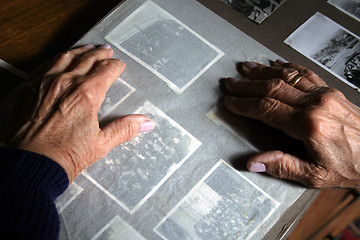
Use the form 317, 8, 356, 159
301, 88, 347, 136
329, 87, 346, 100
79, 52, 98, 65
301, 68, 318, 78
281, 68, 298, 82
48, 72, 75, 95
312, 89, 339, 109
259, 97, 281, 119
56, 51, 73, 62
77, 83, 98, 106
263, 78, 286, 95
274, 161, 289, 179
55, 72, 75, 83
99, 59, 124, 75
302, 109, 326, 138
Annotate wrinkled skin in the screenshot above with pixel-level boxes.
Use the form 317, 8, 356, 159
223, 60, 360, 189
0, 45, 153, 183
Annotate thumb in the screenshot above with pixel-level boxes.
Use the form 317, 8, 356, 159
247, 150, 312, 183
100, 114, 155, 152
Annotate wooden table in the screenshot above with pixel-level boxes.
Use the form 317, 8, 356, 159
0, 0, 120, 72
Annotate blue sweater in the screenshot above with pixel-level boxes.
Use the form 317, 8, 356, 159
0, 147, 69, 239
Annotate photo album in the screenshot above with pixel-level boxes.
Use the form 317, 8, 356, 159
55, 0, 308, 239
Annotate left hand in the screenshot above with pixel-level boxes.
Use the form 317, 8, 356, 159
222, 60, 360, 189
0, 44, 154, 183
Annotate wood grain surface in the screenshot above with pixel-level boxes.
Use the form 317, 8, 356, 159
0, 0, 120, 72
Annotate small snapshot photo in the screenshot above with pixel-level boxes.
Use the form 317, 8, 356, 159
284, 12, 360, 90
92, 215, 146, 240
227, 0, 286, 24
86, 101, 201, 214
154, 160, 279, 240
328, 0, 360, 22
55, 182, 83, 213
98, 78, 135, 119
105, 1, 224, 94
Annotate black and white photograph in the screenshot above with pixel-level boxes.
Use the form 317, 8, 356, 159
284, 12, 360, 90
92, 215, 146, 240
97, 78, 135, 119
85, 101, 202, 214
154, 160, 279, 240
105, 1, 224, 94
328, 0, 360, 22
227, 0, 286, 24
57, 175, 140, 239
55, 182, 83, 214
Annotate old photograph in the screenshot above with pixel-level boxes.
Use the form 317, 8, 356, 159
105, 1, 224, 94
92, 215, 146, 240
154, 160, 279, 240
328, 0, 360, 22
284, 12, 360, 90
98, 78, 135, 118
57, 175, 140, 239
55, 182, 83, 213
227, 0, 286, 24
85, 101, 202, 214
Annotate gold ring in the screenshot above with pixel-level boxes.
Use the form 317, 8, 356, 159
289, 74, 303, 87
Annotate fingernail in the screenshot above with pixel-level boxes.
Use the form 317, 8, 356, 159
101, 44, 112, 49
140, 120, 155, 133
244, 61, 257, 70
225, 77, 239, 84
84, 44, 95, 48
275, 59, 286, 65
249, 163, 266, 172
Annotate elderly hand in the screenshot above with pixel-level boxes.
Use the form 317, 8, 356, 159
223, 60, 360, 189
0, 44, 154, 183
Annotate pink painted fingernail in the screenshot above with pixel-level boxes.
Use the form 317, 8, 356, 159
275, 59, 286, 65
140, 120, 155, 133
84, 44, 95, 48
101, 44, 112, 49
244, 61, 257, 70
249, 163, 266, 172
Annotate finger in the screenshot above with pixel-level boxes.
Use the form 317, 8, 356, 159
98, 114, 155, 157
247, 151, 324, 188
223, 96, 299, 138
224, 77, 305, 105
84, 58, 126, 107
276, 61, 328, 87
69, 44, 115, 76
44, 44, 96, 76
242, 61, 298, 81
242, 61, 316, 91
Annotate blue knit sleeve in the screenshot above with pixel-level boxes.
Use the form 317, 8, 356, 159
0, 147, 69, 240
